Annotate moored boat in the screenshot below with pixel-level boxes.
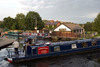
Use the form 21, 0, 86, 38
5, 38, 100, 63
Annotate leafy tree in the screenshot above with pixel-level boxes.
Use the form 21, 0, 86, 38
94, 13, 100, 33
11, 21, 19, 30
84, 13, 100, 33
15, 13, 25, 30
84, 22, 94, 31
3, 16, 16, 29
1, 11, 44, 30
26, 11, 44, 30
0, 23, 4, 28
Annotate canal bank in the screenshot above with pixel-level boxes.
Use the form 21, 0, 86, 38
0, 38, 15, 50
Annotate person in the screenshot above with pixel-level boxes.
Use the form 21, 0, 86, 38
25, 39, 34, 56
24, 37, 28, 42
24, 41, 30, 56
13, 40, 19, 55
0, 32, 1, 37
23, 42, 26, 52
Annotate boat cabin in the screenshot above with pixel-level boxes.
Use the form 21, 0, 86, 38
6, 38, 100, 63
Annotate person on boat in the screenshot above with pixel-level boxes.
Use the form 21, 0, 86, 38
24, 37, 28, 42
23, 42, 26, 52
25, 39, 35, 56
25, 41, 31, 56
28, 37, 35, 46
13, 40, 19, 55
0, 32, 1, 37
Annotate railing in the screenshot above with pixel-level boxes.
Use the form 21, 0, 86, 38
6, 48, 24, 58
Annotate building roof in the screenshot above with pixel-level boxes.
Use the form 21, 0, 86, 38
0, 21, 3, 23
45, 22, 59, 25
64, 23, 83, 30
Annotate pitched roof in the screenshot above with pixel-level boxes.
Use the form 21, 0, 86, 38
45, 22, 59, 25
0, 21, 3, 23
64, 23, 83, 30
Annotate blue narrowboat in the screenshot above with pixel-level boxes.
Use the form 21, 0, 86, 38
6, 38, 100, 63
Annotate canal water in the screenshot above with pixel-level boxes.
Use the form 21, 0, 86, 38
1, 39, 100, 67
1, 48, 100, 67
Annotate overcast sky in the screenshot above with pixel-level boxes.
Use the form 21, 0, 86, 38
0, 0, 100, 24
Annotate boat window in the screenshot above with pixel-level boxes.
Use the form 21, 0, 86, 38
54, 46, 60, 52
72, 44, 77, 49
92, 41, 97, 46
81, 42, 88, 47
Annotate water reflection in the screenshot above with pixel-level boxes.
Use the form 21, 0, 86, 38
10, 53, 100, 67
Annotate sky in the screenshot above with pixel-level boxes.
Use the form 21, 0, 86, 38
0, 0, 100, 24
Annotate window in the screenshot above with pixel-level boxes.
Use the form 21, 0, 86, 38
54, 46, 60, 52
52, 25, 54, 27
81, 42, 88, 47
72, 44, 77, 49
92, 41, 97, 46
47, 25, 49, 27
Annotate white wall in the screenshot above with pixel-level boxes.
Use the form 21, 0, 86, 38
54, 24, 71, 31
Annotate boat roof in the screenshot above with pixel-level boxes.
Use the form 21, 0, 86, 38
51, 41, 76, 46
31, 38, 100, 47
76, 39, 92, 43
49, 38, 100, 46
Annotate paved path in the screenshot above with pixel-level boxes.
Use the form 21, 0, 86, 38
0, 38, 15, 49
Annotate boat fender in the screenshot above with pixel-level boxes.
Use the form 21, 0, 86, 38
4, 58, 8, 61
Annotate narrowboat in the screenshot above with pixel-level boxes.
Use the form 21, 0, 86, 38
5, 38, 100, 63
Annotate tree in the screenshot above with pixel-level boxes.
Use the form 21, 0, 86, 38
1, 11, 44, 30
94, 13, 100, 33
11, 21, 19, 30
0, 23, 4, 28
84, 22, 94, 31
15, 13, 25, 30
26, 11, 44, 30
3, 16, 16, 29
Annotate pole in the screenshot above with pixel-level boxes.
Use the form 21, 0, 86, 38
35, 18, 37, 30
34, 17, 37, 43
35, 17, 37, 30
18, 32, 19, 42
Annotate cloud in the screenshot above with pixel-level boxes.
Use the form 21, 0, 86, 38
0, 0, 22, 19
18, 0, 55, 10
80, 13, 98, 19
0, 0, 100, 23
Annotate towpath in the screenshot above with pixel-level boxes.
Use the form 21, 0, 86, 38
0, 38, 15, 49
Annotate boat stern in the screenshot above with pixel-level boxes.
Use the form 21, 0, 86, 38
7, 58, 13, 63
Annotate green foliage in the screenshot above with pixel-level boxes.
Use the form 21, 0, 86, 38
1, 11, 44, 30
94, 13, 100, 33
26, 11, 44, 30
3, 16, 16, 29
84, 22, 94, 31
0, 23, 4, 28
84, 13, 100, 33
15, 13, 25, 30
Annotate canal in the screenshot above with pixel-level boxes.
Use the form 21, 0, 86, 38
1, 38, 100, 67
1, 48, 100, 67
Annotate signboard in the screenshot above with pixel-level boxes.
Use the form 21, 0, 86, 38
38, 46, 49, 54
